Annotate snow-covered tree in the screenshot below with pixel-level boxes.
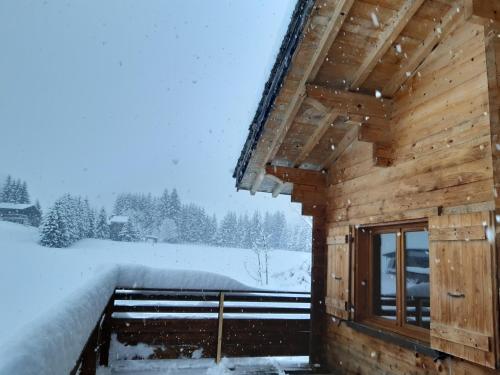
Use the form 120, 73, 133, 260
0, 176, 29, 203
217, 211, 238, 247
169, 189, 181, 223
0, 175, 12, 202
95, 207, 110, 239
39, 194, 99, 247
156, 218, 178, 242
39, 201, 69, 247
19, 181, 30, 204
118, 218, 140, 242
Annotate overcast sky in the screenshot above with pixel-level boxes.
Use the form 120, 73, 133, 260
0, 0, 306, 220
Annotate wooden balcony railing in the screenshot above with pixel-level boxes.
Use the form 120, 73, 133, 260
376, 295, 430, 328
71, 287, 311, 374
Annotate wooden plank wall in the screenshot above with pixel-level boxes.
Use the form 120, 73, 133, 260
322, 20, 497, 374
327, 21, 494, 227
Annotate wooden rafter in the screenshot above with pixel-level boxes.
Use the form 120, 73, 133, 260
265, 165, 326, 187
293, 110, 340, 167
382, 1, 466, 96
250, 169, 265, 195
304, 97, 329, 114
350, 0, 425, 90
308, 0, 356, 81
258, 0, 355, 183
320, 124, 360, 169
306, 83, 392, 118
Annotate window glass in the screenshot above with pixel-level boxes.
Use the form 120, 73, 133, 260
404, 230, 430, 329
372, 232, 397, 320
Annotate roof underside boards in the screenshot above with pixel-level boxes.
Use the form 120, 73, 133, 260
233, 0, 489, 195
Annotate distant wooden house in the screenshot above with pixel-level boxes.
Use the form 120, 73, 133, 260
0, 203, 40, 226
234, 0, 500, 372
109, 215, 129, 241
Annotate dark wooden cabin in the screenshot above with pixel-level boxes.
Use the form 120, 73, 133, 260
0, 203, 41, 226
234, 0, 500, 373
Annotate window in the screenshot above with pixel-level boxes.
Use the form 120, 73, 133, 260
356, 221, 430, 342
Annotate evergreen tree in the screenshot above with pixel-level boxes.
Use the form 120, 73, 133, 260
39, 201, 69, 247
12, 179, 22, 203
207, 214, 218, 245
156, 218, 178, 242
269, 211, 286, 249
169, 189, 181, 223
158, 189, 170, 221
217, 211, 238, 247
95, 207, 110, 239
118, 218, 140, 242
1, 175, 12, 202
19, 181, 30, 204
39, 194, 99, 247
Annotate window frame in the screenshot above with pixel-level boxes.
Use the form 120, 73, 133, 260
355, 219, 429, 343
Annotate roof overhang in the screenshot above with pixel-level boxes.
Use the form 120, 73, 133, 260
233, 0, 500, 197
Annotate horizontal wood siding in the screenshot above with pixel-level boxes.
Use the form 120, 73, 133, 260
322, 21, 499, 373
324, 321, 498, 375
327, 22, 494, 227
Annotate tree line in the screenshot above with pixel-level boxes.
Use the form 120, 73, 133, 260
39, 188, 311, 251
1, 175, 32, 204
0, 175, 42, 226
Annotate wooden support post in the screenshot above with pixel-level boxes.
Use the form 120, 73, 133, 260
79, 325, 99, 375
309, 210, 327, 366
216, 292, 225, 363
98, 294, 115, 367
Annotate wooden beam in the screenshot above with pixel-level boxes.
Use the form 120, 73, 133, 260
465, 0, 500, 25
320, 124, 359, 169
250, 169, 265, 195
272, 181, 285, 198
350, 0, 425, 90
308, 0, 355, 81
304, 97, 329, 114
358, 119, 391, 144
306, 83, 392, 118
256, 0, 355, 186
382, 1, 466, 96
265, 165, 326, 187
293, 110, 340, 167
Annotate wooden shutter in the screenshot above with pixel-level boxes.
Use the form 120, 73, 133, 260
429, 212, 498, 368
325, 225, 352, 320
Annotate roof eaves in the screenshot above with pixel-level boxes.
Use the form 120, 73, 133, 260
233, 0, 315, 189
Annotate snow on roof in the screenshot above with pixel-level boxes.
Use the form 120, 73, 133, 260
0, 203, 33, 210
109, 215, 129, 223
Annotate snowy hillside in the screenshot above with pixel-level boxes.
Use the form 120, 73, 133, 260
0, 221, 310, 352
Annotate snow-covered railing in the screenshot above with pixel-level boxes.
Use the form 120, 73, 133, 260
0, 266, 275, 375
72, 287, 311, 373
113, 288, 310, 360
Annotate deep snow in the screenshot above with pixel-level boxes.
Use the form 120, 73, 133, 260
0, 221, 310, 374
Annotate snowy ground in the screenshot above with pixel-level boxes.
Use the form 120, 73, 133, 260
0, 221, 310, 373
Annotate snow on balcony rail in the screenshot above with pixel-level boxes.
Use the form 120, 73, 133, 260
0, 265, 257, 375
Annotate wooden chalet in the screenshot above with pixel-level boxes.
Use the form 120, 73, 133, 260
234, 0, 500, 373
0, 202, 41, 226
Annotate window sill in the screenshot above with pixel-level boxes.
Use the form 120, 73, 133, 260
346, 320, 443, 359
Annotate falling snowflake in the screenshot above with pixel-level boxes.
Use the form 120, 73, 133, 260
370, 12, 380, 28
375, 90, 382, 98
